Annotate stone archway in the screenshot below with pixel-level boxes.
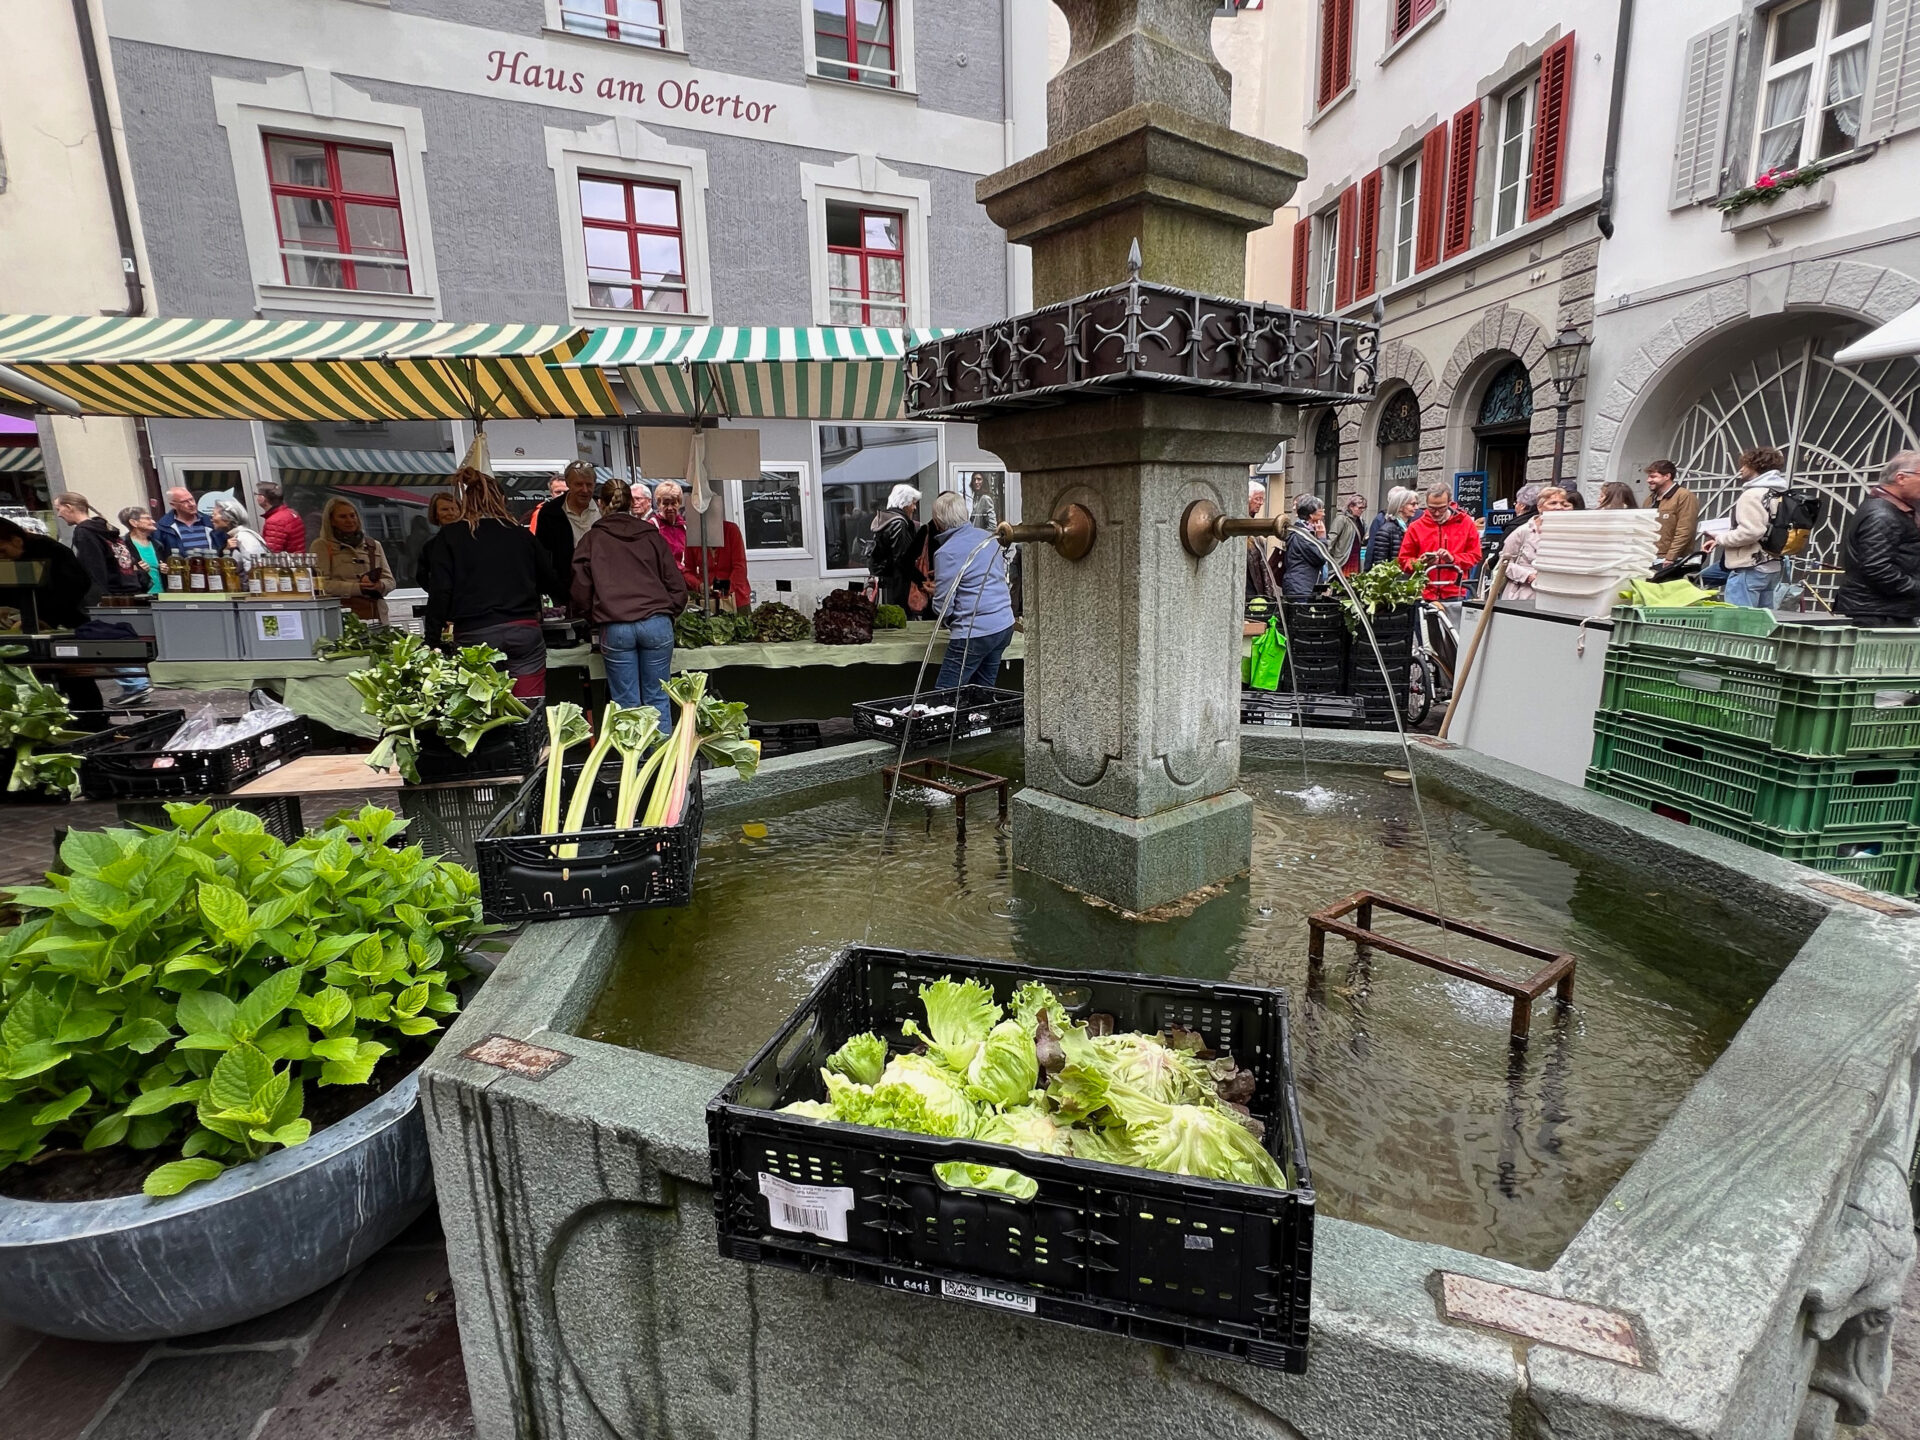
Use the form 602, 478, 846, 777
1437, 305, 1558, 486
1583, 258, 1920, 487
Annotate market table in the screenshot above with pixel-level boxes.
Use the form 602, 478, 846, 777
148, 625, 1027, 732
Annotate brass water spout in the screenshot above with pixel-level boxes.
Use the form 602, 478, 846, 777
997, 503, 1097, 561
1179, 498, 1283, 558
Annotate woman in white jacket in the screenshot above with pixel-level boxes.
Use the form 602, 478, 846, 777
1499, 484, 1572, 601
1704, 446, 1789, 610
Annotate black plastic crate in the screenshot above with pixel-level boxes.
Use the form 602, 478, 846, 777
23, 634, 154, 662
709, 946, 1316, 1372
0, 708, 184, 803
1240, 690, 1366, 729
411, 702, 546, 784
397, 778, 527, 865
111, 794, 303, 845
79, 713, 310, 800
1279, 600, 1346, 638
751, 721, 824, 757
473, 760, 703, 922
851, 685, 1023, 747
1279, 657, 1345, 690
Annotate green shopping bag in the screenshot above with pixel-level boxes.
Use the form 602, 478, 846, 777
1246, 619, 1286, 691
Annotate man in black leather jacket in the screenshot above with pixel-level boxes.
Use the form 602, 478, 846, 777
1836, 452, 1920, 626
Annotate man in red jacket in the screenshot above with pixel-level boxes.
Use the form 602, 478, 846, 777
1397, 481, 1483, 605
256, 481, 308, 554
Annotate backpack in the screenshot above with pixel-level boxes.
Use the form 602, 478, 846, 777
1760, 486, 1823, 557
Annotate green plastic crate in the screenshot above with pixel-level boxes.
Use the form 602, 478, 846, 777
1599, 651, 1920, 758
1609, 606, 1920, 680
1589, 711, 1920, 831
1584, 769, 1920, 896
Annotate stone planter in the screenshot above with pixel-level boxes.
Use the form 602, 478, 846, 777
0, 1069, 432, 1342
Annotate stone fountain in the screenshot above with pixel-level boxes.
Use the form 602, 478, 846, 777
904, 0, 1375, 914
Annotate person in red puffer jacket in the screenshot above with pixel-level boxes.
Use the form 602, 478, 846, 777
256, 481, 308, 554
1397, 482, 1483, 603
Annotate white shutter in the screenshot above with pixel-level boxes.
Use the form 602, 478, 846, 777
1866, 0, 1920, 142
1669, 21, 1737, 209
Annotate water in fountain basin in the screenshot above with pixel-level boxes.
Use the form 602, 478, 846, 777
584, 749, 1795, 1269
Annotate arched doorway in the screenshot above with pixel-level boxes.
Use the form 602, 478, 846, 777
1313, 411, 1341, 514
1666, 330, 1920, 598
1473, 359, 1534, 505
1376, 389, 1421, 506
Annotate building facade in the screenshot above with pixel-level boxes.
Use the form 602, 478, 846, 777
1279, 0, 1620, 519
1583, 0, 1920, 578
58, 0, 1050, 601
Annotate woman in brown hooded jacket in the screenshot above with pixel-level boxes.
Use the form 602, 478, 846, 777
571, 479, 688, 732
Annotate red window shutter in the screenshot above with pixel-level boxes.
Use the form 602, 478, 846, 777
1319, 0, 1353, 107
1393, 0, 1436, 39
1441, 101, 1481, 260
1291, 217, 1313, 308
1354, 169, 1382, 300
1527, 34, 1577, 222
1334, 186, 1358, 308
1415, 123, 1448, 272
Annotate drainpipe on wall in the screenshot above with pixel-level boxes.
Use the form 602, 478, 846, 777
71, 0, 145, 316
1596, 0, 1636, 241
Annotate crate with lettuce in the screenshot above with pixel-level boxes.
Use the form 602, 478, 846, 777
709, 949, 1315, 1371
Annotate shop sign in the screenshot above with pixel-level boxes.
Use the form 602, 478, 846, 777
484, 50, 780, 126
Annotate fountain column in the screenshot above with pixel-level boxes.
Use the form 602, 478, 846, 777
919, 0, 1336, 914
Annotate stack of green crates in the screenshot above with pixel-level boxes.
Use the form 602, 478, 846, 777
1588, 606, 1920, 897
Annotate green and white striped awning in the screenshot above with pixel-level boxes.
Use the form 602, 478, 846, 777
0, 447, 43, 474
566, 325, 952, 421
268, 444, 458, 481
0, 316, 622, 421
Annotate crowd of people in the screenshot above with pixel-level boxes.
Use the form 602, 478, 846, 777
1241, 443, 1920, 632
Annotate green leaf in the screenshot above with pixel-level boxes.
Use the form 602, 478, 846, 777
351, 993, 392, 1023
142, 1158, 226, 1197
175, 990, 237, 1039
319, 1039, 387, 1087
163, 953, 225, 976
108, 1017, 174, 1054
310, 1036, 361, 1064
255, 1026, 311, 1062
83, 1112, 129, 1150
295, 987, 353, 1033
232, 968, 303, 1041
124, 1085, 197, 1117
393, 1016, 440, 1037
127, 1113, 175, 1149
394, 983, 429, 1020
58, 829, 124, 880
251, 1119, 311, 1148
196, 882, 251, 942
206, 1044, 276, 1118
56, 1008, 115, 1045
174, 1032, 236, 1053
31, 1086, 91, 1126
2, 987, 61, 1050
1, 1041, 67, 1079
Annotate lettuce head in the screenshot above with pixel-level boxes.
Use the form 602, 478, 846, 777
778, 1100, 836, 1120
933, 1161, 1038, 1202
978, 1105, 1074, 1157
825, 1054, 980, 1138
965, 1019, 1040, 1108
902, 977, 1000, 1074
1093, 1033, 1210, 1107
825, 1031, 887, 1087
1130, 1103, 1288, 1190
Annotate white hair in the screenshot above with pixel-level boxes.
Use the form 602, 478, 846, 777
1383, 486, 1419, 516
887, 484, 921, 511
931, 490, 970, 530
211, 497, 251, 525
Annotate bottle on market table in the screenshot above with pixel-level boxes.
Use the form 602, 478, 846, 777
293, 553, 315, 595
245, 555, 264, 595
220, 554, 243, 594
163, 554, 186, 592
187, 550, 209, 592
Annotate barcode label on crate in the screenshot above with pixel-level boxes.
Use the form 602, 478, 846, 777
758, 1173, 854, 1243
941, 1279, 1036, 1314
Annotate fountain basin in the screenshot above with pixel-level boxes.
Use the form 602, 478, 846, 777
421, 733, 1920, 1440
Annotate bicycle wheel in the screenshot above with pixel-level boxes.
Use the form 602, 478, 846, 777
1406, 653, 1436, 728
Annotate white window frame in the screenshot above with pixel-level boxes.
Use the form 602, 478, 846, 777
802, 0, 918, 95
545, 0, 685, 52
160, 455, 260, 513
1390, 154, 1420, 283
946, 464, 1010, 529
1316, 209, 1340, 314
1753, 0, 1875, 174
545, 118, 713, 325
212, 71, 440, 318
799, 154, 931, 329
730, 462, 814, 560
813, 421, 945, 579
1491, 80, 1535, 238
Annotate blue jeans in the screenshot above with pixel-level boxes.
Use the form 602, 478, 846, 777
600, 615, 676, 733
935, 625, 1015, 691
1724, 566, 1780, 611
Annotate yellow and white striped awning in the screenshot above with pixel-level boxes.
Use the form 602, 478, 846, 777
567, 325, 952, 421
0, 316, 621, 421
0, 447, 43, 474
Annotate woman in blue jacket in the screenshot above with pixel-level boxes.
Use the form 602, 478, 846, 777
928, 490, 1016, 690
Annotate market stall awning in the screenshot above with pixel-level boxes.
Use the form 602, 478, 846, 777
268, 444, 458, 483
0, 446, 43, 473
0, 316, 622, 421
566, 325, 952, 421
1837, 304, 1920, 365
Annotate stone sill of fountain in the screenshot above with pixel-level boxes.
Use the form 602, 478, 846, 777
422, 732, 1920, 1440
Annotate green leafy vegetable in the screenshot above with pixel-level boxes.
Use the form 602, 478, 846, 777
349, 634, 531, 783
825, 1031, 886, 1087
0, 647, 86, 799
542, 702, 591, 836
873, 604, 906, 630
965, 1019, 1039, 1108
0, 804, 494, 1196
901, 977, 998, 1073
1337, 558, 1429, 632
749, 602, 811, 643
315, 613, 412, 660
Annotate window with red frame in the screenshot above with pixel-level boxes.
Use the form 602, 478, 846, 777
1391, 0, 1437, 41
1318, 0, 1354, 108
558, 0, 667, 47
580, 174, 688, 312
265, 135, 410, 293
826, 202, 906, 326
814, 0, 898, 88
